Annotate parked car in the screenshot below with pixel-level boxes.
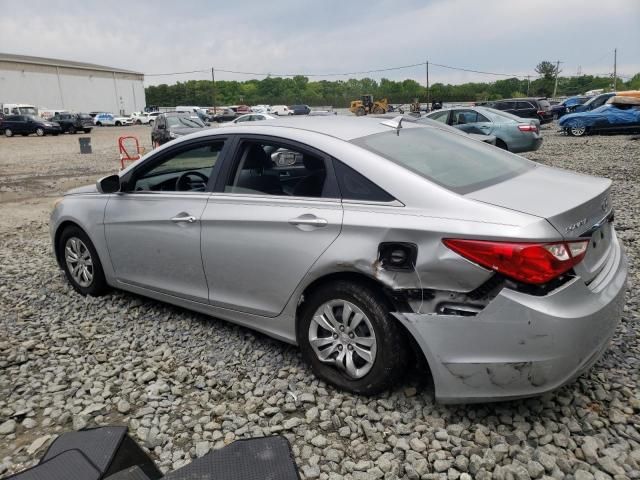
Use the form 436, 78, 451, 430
94, 113, 133, 126
271, 105, 293, 116
131, 112, 153, 125
51, 115, 627, 402
147, 112, 162, 126
150, 112, 208, 147
251, 105, 271, 113
572, 92, 617, 113
550, 96, 590, 119
212, 108, 238, 123
226, 113, 277, 124
486, 98, 553, 124
425, 107, 542, 153
3, 114, 61, 137
51, 112, 93, 134
559, 100, 640, 136
290, 105, 311, 115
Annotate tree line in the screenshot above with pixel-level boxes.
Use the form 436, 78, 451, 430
145, 69, 640, 108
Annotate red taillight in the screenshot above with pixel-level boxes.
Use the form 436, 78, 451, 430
518, 124, 537, 132
442, 239, 589, 285
537, 110, 545, 115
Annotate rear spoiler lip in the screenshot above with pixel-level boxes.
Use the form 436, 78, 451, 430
579, 210, 615, 238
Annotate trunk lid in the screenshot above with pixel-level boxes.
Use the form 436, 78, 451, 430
467, 165, 613, 283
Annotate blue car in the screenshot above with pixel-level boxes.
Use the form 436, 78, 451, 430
572, 93, 616, 113
550, 96, 589, 119
559, 103, 640, 136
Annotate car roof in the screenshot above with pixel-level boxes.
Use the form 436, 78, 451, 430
233, 115, 425, 141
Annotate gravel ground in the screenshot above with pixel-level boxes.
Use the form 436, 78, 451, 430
0, 126, 639, 479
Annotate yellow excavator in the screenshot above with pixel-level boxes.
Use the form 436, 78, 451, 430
350, 94, 389, 116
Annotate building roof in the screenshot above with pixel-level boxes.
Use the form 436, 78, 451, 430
0, 52, 143, 76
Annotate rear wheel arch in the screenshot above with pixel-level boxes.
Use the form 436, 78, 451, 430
294, 271, 428, 394
495, 138, 508, 150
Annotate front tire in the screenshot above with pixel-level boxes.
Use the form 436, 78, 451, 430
36, 128, 45, 137
4, 128, 12, 137
68, 126, 76, 134
355, 107, 366, 117
58, 226, 108, 296
115, 121, 122, 126
298, 280, 408, 395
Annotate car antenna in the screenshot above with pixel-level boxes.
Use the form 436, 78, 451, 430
380, 115, 404, 135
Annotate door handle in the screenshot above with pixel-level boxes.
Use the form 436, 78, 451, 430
171, 214, 197, 223
289, 216, 328, 227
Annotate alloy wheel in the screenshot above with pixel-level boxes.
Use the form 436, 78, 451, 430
308, 299, 377, 379
570, 125, 586, 136
4, 129, 12, 137
65, 237, 94, 287
36, 128, 44, 136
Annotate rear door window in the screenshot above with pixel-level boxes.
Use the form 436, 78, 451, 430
352, 128, 533, 194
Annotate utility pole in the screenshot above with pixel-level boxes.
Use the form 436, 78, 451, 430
425, 60, 430, 110
211, 67, 217, 114
552, 60, 561, 99
613, 48, 617, 91
526, 75, 531, 96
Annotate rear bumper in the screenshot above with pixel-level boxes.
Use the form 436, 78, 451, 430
393, 235, 628, 403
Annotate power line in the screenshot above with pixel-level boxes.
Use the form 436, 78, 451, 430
145, 61, 532, 79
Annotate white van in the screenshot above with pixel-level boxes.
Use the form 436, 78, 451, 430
270, 105, 293, 116
1, 103, 38, 116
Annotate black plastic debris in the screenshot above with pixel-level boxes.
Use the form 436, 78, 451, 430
3, 426, 300, 480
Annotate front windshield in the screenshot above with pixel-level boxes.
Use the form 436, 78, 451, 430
352, 127, 533, 194
167, 116, 205, 128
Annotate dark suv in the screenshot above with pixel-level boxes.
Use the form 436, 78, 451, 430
51, 112, 93, 134
151, 112, 207, 147
2, 115, 61, 137
488, 98, 553, 124
290, 105, 311, 115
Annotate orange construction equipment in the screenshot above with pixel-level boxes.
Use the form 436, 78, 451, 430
118, 136, 146, 169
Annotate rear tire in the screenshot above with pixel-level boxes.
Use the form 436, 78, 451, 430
58, 226, 108, 296
68, 127, 76, 134
373, 106, 384, 114
115, 121, 122, 126
297, 280, 409, 395
355, 107, 366, 117
36, 128, 45, 137
4, 129, 12, 137
568, 125, 587, 137
148, 120, 154, 127
136, 120, 142, 125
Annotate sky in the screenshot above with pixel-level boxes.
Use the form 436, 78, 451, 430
1, 0, 638, 87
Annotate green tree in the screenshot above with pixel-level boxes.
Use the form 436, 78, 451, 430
535, 61, 558, 81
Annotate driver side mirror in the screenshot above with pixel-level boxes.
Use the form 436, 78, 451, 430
157, 123, 165, 129
96, 174, 121, 194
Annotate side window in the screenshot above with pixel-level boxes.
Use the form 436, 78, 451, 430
516, 101, 533, 110
333, 160, 395, 202
476, 112, 490, 122
225, 140, 335, 198
429, 111, 449, 123
452, 110, 479, 125
132, 142, 224, 192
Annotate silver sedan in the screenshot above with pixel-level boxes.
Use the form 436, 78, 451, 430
425, 106, 543, 153
50, 116, 627, 403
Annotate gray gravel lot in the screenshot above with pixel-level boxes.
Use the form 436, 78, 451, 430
0, 126, 639, 479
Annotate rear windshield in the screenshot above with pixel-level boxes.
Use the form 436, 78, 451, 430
480, 108, 522, 123
352, 127, 534, 194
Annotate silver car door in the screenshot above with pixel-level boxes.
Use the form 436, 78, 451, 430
104, 139, 227, 302
201, 137, 343, 317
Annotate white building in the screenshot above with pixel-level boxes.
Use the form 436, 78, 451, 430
0, 52, 145, 115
